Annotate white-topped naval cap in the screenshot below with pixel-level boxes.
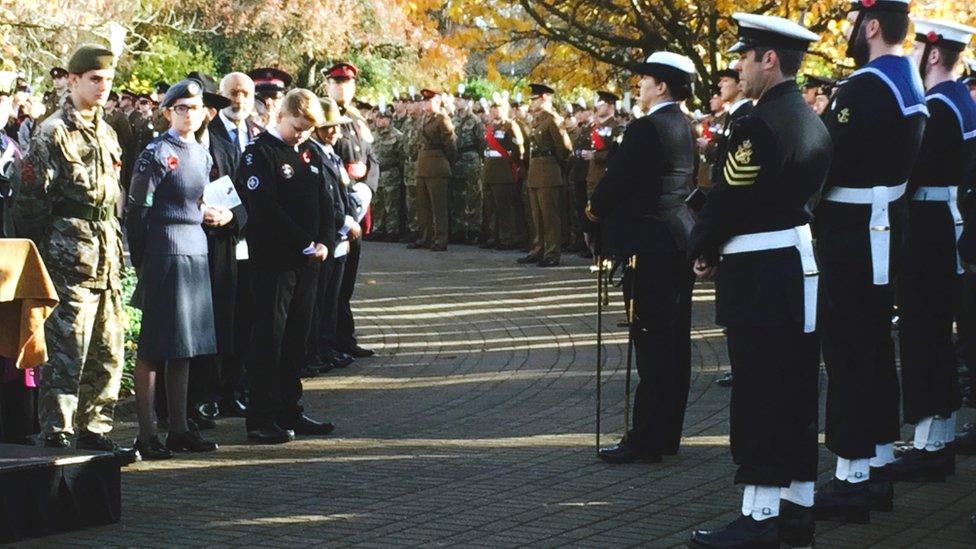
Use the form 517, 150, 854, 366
914, 19, 976, 51
729, 13, 820, 53
641, 51, 697, 75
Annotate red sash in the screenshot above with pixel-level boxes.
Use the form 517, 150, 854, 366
485, 124, 519, 183
590, 126, 606, 151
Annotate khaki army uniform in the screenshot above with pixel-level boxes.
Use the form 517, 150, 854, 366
527, 109, 572, 262
371, 124, 405, 239
14, 98, 125, 438
483, 119, 524, 248
128, 110, 155, 156
567, 122, 592, 249
450, 109, 486, 244
585, 116, 625, 196
514, 114, 533, 249
415, 111, 458, 249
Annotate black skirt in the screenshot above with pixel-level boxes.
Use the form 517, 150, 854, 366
132, 254, 217, 361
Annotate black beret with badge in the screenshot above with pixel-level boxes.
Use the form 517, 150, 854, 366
160, 78, 204, 109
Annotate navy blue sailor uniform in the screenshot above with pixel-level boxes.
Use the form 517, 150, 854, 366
709, 98, 754, 186
237, 131, 331, 433
587, 98, 697, 457
690, 79, 831, 487
816, 54, 928, 460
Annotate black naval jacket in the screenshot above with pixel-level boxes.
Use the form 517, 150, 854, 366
237, 132, 332, 269
587, 102, 696, 257
709, 99, 754, 185
689, 80, 832, 328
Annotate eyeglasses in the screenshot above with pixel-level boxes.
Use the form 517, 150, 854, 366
170, 104, 202, 115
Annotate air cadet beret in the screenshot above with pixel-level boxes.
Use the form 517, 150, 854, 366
67, 44, 115, 75
160, 78, 204, 109
728, 13, 821, 54
528, 83, 555, 97
50, 67, 68, 78
325, 62, 358, 81
317, 96, 353, 128
595, 91, 619, 105
186, 71, 231, 110
913, 19, 976, 53
420, 89, 440, 100
247, 67, 292, 93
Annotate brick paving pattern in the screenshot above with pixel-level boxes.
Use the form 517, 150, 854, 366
24, 243, 976, 547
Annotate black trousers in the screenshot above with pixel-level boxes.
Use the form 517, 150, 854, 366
246, 262, 319, 430
336, 239, 361, 350
899, 264, 961, 424
623, 241, 694, 455
0, 370, 37, 444
727, 325, 820, 486
308, 257, 346, 357
957, 272, 976, 401
820, 259, 901, 459
223, 259, 253, 400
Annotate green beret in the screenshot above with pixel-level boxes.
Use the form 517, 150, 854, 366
67, 44, 115, 75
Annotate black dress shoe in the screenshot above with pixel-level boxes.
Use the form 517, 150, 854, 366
134, 435, 172, 460
167, 430, 218, 452
716, 372, 734, 387
813, 478, 870, 524
406, 241, 429, 249
247, 423, 295, 444
198, 401, 219, 419
868, 477, 893, 512
299, 364, 320, 378
321, 349, 356, 366
885, 447, 951, 482
218, 398, 247, 418
76, 431, 139, 465
689, 515, 779, 548
287, 415, 336, 436
779, 501, 814, 547
189, 406, 218, 430
516, 254, 540, 264
954, 426, 976, 455
970, 511, 976, 535
598, 441, 662, 464
341, 345, 374, 359
537, 257, 560, 267
43, 433, 70, 449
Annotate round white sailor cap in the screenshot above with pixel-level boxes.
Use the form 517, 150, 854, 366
635, 51, 696, 80
729, 13, 820, 54
914, 19, 976, 52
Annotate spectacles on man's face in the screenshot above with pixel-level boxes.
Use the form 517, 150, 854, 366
170, 104, 202, 115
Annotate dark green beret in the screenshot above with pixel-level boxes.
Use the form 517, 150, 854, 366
67, 44, 115, 75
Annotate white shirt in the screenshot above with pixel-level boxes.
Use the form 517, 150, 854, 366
219, 110, 248, 152
647, 101, 677, 115
729, 98, 753, 115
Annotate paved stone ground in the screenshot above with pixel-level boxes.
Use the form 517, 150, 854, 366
25, 243, 976, 547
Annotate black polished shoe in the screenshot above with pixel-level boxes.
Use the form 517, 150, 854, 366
43, 433, 70, 449
76, 431, 139, 464
167, 430, 218, 452
597, 441, 662, 464
134, 435, 172, 460
537, 257, 560, 267
247, 423, 295, 444
813, 478, 870, 524
970, 511, 976, 535
885, 447, 951, 482
689, 515, 779, 548
341, 345, 374, 359
516, 254, 540, 264
299, 364, 320, 378
189, 405, 218, 430
430, 244, 448, 252
867, 477, 893, 512
716, 372, 734, 388
287, 415, 335, 436
218, 397, 247, 418
954, 426, 976, 455
779, 501, 814, 548
406, 241, 429, 249
321, 349, 357, 366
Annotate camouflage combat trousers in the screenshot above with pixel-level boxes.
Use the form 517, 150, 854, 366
450, 153, 484, 244
39, 273, 125, 436
404, 160, 419, 237
372, 176, 404, 239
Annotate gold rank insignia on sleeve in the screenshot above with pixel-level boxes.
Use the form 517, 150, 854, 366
837, 108, 850, 124
584, 201, 600, 222
724, 139, 760, 186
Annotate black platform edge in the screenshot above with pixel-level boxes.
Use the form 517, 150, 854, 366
0, 443, 121, 543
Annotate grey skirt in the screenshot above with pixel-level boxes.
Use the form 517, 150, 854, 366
132, 254, 217, 361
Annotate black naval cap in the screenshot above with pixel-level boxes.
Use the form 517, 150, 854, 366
155, 81, 170, 94
728, 13, 820, 54
186, 71, 231, 110
248, 67, 292, 93
803, 74, 835, 89
595, 91, 619, 105
67, 44, 115, 75
528, 83, 555, 98
160, 78, 204, 109
50, 67, 68, 78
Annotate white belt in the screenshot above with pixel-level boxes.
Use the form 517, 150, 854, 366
721, 224, 818, 333
484, 150, 503, 158
824, 183, 907, 285
912, 185, 964, 275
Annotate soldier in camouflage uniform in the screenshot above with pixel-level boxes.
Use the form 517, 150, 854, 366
371, 108, 405, 240
450, 96, 486, 244
14, 45, 132, 457
402, 101, 423, 242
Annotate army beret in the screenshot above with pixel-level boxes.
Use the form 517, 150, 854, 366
67, 44, 115, 75
160, 78, 204, 108
325, 62, 359, 81
50, 67, 68, 78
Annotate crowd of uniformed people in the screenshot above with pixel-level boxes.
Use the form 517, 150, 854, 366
1, 1, 976, 546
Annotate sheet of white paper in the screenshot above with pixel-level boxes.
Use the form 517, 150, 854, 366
235, 239, 249, 260
334, 239, 350, 259
204, 176, 242, 209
